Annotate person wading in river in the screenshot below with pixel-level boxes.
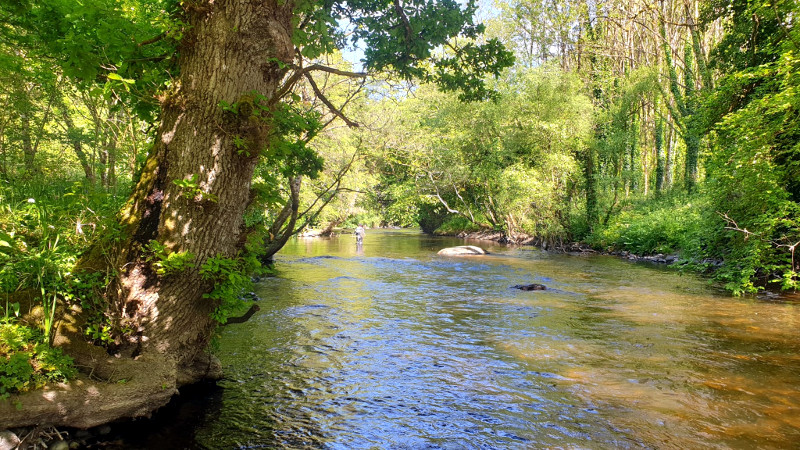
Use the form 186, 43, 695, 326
355, 224, 365, 245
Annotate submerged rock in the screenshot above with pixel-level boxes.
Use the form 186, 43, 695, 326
512, 283, 546, 291
437, 246, 489, 256
49, 440, 70, 450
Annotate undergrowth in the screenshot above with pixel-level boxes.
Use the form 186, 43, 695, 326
434, 216, 485, 235
587, 192, 709, 256
1, 303, 77, 398
0, 177, 127, 396
586, 190, 799, 295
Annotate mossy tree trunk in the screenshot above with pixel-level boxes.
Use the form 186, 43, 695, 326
80, 0, 294, 380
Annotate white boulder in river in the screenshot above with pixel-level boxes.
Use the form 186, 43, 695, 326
437, 245, 489, 256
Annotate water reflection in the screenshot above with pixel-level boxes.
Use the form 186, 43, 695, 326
193, 230, 800, 448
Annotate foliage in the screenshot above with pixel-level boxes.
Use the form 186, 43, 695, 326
587, 193, 708, 256
199, 255, 254, 325
697, 0, 800, 293
173, 175, 217, 203
0, 317, 77, 399
144, 240, 195, 277
417, 202, 449, 234
0, 177, 123, 384
368, 65, 592, 241
335, 0, 515, 101
0, 178, 126, 339
434, 216, 483, 235
488, 0, 585, 67
0, 0, 798, 405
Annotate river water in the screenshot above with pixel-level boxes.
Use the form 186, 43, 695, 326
142, 230, 800, 448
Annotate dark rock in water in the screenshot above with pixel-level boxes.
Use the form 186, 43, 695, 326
239, 291, 260, 301
512, 284, 546, 291
437, 246, 489, 256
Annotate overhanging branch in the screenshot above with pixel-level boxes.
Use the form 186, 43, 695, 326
273, 63, 367, 105
304, 73, 359, 128
393, 0, 414, 41
138, 32, 167, 47
304, 64, 367, 79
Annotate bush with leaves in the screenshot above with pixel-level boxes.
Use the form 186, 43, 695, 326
1, 306, 77, 399
588, 192, 709, 256
0, 178, 126, 393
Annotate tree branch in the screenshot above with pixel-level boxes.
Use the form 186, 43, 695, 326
127, 52, 172, 63
304, 73, 359, 128
304, 64, 367, 79
138, 32, 167, 47
298, 150, 359, 220
273, 63, 367, 106
264, 177, 302, 258
393, 0, 414, 41
320, 79, 366, 129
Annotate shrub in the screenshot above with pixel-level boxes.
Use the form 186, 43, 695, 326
434, 215, 484, 235
587, 193, 708, 255
0, 320, 77, 399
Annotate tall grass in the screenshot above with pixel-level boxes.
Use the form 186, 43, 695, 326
0, 176, 128, 395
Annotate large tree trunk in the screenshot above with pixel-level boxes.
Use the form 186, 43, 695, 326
2, 1, 301, 428
99, 0, 294, 369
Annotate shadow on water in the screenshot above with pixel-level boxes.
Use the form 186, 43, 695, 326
115, 229, 800, 448
78, 383, 224, 449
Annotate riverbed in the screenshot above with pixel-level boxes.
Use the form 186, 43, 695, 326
125, 229, 800, 448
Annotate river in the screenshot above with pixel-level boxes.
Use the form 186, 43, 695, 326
121, 229, 800, 448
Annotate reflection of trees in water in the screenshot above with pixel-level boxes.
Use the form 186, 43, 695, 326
680, 309, 800, 447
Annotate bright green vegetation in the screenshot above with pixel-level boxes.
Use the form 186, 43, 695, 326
0, 0, 797, 406
0, 316, 77, 399
0, 180, 123, 393
356, 0, 800, 295
587, 192, 709, 257
0, 0, 514, 405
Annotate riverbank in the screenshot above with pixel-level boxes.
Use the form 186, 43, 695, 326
434, 228, 800, 300
0, 381, 219, 450
436, 229, 701, 267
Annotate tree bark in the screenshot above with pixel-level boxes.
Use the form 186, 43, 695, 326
79, 0, 295, 383
19, 92, 36, 173
655, 115, 665, 194
263, 176, 302, 259
59, 106, 96, 184
106, 132, 117, 189
7, 0, 299, 428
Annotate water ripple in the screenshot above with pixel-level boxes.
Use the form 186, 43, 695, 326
187, 231, 800, 449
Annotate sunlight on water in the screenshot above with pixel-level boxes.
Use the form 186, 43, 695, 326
186, 230, 800, 448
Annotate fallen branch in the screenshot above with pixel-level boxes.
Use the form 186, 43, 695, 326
225, 304, 260, 325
